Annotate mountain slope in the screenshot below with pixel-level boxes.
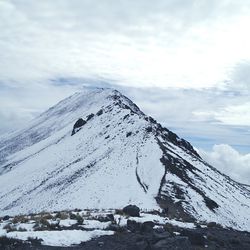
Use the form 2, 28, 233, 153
0, 88, 249, 231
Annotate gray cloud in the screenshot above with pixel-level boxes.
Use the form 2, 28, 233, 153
0, 80, 81, 133
1, 0, 250, 87
227, 61, 250, 92
0, 0, 249, 158
200, 144, 250, 185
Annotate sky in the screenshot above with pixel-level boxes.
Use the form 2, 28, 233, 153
0, 0, 249, 184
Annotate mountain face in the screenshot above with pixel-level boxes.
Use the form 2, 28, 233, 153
0, 88, 249, 231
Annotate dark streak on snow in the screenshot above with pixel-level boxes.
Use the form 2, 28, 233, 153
135, 153, 148, 193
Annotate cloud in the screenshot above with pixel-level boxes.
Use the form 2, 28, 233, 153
213, 103, 250, 126
1, 0, 250, 88
227, 61, 250, 93
193, 102, 250, 127
0, 1, 250, 155
200, 144, 250, 185
0, 79, 81, 133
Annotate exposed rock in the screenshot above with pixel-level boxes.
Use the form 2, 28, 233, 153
123, 205, 140, 217
97, 214, 114, 222
162, 208, 169, 215
140, 221, 155, 233
135, 240, 149, 249
145, 126, 152, 133
106, 214, 114, 222
153, 237, 192, 250
180, 229, 205, 246
71, 118, 86, 136
96, 109, 103, 116
123, 114, 129, 120
86, 113, 94, 121
126, 132, 132, 137
127, 220, 155, 233
1, 212, 250, 250
2, 215, 10, 221
204, 196, 219, 211
207, 221, 222, 228
153, 231, 171, 240
97, 241, 104, 247
127, 220, 141, 232
106, 224, 120, 232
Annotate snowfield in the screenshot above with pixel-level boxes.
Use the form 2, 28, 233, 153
0, 87, 249, 232
7, 229, 114, 247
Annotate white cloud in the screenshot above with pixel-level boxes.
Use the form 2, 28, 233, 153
0, 80, 81, 133
193, 102, 250, 126
200, 144, 250, 185
214, 103, 250, 126
1, 0, 250, 88
0, 0, 250, 154
227, 61, 250, 92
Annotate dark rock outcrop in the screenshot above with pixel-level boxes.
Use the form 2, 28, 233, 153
126, 132, 132, 137
153, 237, 192, 250
86, 113, 94, 121
127, 220, 155, 233
96, 109, 103, 116
180, 229, 205, 246
141, 221, 155, 233
71, 118, 86, 136
2, 215, 10, 221
123, 205, 140, 217
127, 220, 141, 232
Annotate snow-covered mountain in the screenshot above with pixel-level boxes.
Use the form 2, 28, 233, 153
0, 88, 249, 231
244, 184, 250, 191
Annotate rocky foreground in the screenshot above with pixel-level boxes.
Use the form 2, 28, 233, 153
0, 206, 249, 250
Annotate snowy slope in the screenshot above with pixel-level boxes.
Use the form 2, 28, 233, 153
244, 184, 250, 191
0, 87, 249, 231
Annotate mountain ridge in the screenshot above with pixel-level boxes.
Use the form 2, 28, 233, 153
0, 87, 249, 231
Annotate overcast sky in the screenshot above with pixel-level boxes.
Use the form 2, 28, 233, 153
0, 0, 249, 184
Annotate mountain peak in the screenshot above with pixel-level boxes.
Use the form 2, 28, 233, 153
0, 89, 249, 231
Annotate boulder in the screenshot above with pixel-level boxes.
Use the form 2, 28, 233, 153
96, 214, 114, 222
71, 118, 86, 136
123, 205, 140, 217
2, 215, 10, 221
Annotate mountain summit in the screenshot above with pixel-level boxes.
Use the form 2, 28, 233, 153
0, 88, 249, 231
